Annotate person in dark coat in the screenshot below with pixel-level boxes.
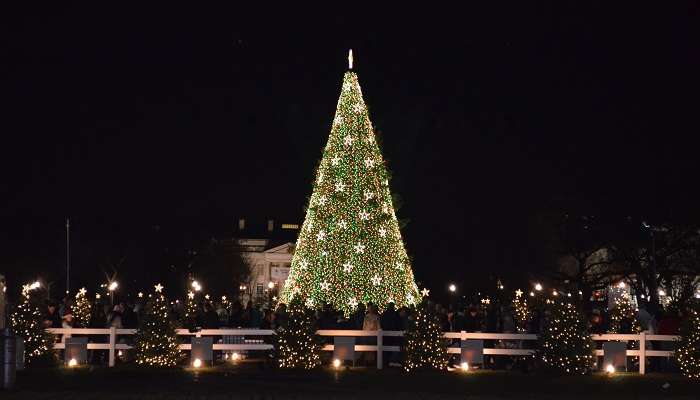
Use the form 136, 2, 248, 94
203, 302, 220, 329
228, 300, 243, 328
352, 303, 366, 329
381, 302, 402, 367
380, 303, 401, 331
260, 309, 275, 329
318, 303, 338, 330
274, 303, 288, 329
464, 306, 483, 332
121, 302, 138, 329
452, 308, 466, 332
243, 301, 261, 328
43, 302, 62, 328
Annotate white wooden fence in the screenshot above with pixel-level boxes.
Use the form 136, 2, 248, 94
47, 328, 679, 374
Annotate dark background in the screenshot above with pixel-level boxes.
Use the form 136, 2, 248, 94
2, 4, 699, 300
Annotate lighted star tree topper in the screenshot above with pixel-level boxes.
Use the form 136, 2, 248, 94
280, 50, 419, 314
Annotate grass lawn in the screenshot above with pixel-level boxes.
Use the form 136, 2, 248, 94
4, 363, 698, 399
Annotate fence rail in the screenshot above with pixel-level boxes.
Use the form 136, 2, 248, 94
46, 328, 679, 374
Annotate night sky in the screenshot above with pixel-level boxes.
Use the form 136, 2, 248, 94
2, 4, 699, 299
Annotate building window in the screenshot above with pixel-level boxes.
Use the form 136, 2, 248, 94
256, 284, 264, 298
238, 218, 245, 230
282, 224, 299, 230
267, 219, 274, 232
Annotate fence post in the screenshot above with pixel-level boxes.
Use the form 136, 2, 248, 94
108, 327, 116, 367
376, 330, 383, 370
62, 328, 71, 343
639, 332, 646, 375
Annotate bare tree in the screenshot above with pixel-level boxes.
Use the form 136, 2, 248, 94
189, 238, 250, 297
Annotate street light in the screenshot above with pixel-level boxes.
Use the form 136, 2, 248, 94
448, 284, 457, 293
108, 281, 118, 305
268, 281, 275, 290
534, 283, 543, 291
191, 280, 202, 292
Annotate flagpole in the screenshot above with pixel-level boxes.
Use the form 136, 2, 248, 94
66, 217, 70, 295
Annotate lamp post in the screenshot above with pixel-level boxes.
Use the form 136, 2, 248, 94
66, 218, 70, 295
108, 281, 118, 305
642, 221, 668, 315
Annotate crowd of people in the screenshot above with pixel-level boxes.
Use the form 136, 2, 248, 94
40, 294, 684, 336
37, 293, 684, 370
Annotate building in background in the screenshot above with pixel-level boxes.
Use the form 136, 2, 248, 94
228, 218, 298, 305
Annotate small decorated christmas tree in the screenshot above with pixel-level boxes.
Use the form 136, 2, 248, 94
73, 287, 92, 328
274, 299, 322, 369
512, 289, 530, 332
608, 289, 641, 334
403, 300, 449, 372
676, 306, 700, 379
135, 284, 182, 366
10, 284, 54, 365
538, 300, 594, 374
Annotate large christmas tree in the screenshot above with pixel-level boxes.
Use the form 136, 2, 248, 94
280, 51, 419, 314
